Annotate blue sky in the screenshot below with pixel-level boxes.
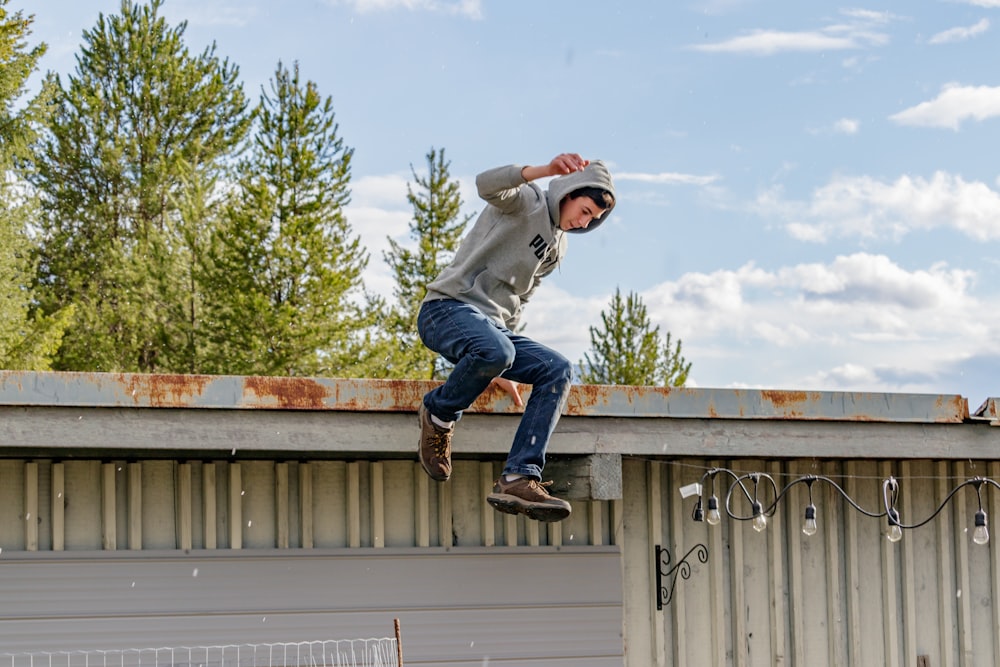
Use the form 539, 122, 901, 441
25, 0, 1000, 406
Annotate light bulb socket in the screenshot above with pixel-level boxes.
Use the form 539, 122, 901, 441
708, 496, 719, 512
805, 504, 816, 521
975, 509, 987, 528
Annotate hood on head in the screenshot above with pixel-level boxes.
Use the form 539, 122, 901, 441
545, 159, 616, 234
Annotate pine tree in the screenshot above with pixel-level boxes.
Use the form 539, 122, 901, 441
379, 148, 470, 378
579, 287, 691, 387
199, 60, 374, 377
30, 0, 249, 372
0, 2, 73, 369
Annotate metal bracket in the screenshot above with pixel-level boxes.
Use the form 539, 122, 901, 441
654, 543, 708, 610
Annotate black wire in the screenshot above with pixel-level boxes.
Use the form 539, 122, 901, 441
883, 476, 1000, 530
694, 468, 1000, 528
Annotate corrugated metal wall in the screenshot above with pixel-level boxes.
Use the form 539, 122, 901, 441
3, 456, 1000, 666
0, 549, 625, 664
0, 457, 625, 666
0, 458, 619, 551
631, 457, 1000, 667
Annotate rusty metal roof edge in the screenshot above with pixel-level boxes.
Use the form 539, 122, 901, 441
972, 397, 1000, 426
0, 370, 973, 423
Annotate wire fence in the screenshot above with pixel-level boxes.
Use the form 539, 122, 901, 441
1, 635, 402, 667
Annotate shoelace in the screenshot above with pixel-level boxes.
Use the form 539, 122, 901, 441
510, 479, 556, 499
427, 430, 451, 459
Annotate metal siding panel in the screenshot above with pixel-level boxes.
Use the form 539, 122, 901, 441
0, 549, 623, 666
619, 458, 654, 667
843, 461, 864, 666
24, 462, 38, 551
142, 460, 177, 550
64, 461, 102, 550
823, 461, 847, 667
450, 461, 485, 547
0, 460, 25, 550
51, 463, 64, 551
951, 461, 974, 667
237, 461, 271, 548
202, 462, 217, 549
988, 461, 1000, 667
913, 460, 945, 662
311, 461, 347, 548
371, 461, 385, 548
36, 460, 54, 552
177, 462, 193, 550
765, 460, 787, 666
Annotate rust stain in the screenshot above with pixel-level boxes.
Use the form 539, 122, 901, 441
759, 389, 812, 418
119, 373, 213, 407
939, 395, 970, 420
330, 379, 431, 412
565, 384, 613, 415
760, 389, 809, 409
243, 376, 332, 410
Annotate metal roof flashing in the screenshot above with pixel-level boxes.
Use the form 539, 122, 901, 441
0, 371, 973, 424
972, 397, 1000, 426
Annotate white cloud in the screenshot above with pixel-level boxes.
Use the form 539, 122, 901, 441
694, 30, 858, 55
760, 172, 1000, 242
833, 118, 860, 134
346, 173, 412, 299
525, 253, 995, 398
616, 171, 719, 186
348, 171, 481, 299
929, 18, 990, 44
890, 83, 1000, 129
692, 9, 893, 55
330, 0, 482, 18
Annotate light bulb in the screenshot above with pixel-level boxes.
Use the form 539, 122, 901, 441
973, 509, 990, 546
752, 501, 767, 532
706, 495, 721, 526
887, 508, 903, 543
802, 504, 818, 537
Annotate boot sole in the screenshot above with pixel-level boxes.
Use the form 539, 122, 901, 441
487, 494, 571, 523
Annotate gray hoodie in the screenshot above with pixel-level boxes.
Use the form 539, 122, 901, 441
423, 160, 616, 329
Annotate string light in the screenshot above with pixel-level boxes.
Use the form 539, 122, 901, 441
886, 508, 903, 543
706, 495, 722, 526
802, 504, 818, 537
751, 501, 767, 532
690, 467, 998, 546
974, 510, 990, 546
802, 478, 818, 537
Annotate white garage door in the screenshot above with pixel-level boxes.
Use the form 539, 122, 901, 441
0, 547, 623, 667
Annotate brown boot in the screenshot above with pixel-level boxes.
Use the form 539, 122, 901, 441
487, 476, 571, 522
418, 403, 453, 481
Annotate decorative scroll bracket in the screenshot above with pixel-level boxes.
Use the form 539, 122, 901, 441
654, 543, 708, 610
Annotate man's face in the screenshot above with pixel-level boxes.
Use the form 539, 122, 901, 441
558, 195, 605, 232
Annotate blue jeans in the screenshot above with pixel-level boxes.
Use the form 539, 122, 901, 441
417, 299, 572, 480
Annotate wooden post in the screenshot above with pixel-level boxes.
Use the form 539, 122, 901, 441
394, 617, 404, 666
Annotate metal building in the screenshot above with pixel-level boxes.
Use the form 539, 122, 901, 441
0, 370, 998, 666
